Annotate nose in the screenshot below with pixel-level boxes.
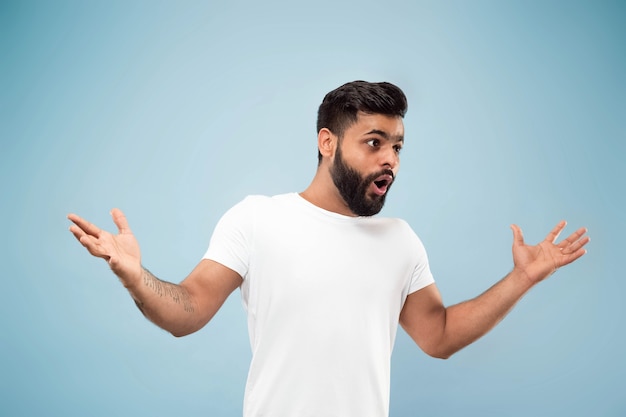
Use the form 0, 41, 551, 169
379, 144, 399, 170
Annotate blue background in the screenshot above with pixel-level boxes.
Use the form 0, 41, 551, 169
1, 1, 624, 416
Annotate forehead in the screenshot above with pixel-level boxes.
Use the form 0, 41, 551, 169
346, 112, 404, 139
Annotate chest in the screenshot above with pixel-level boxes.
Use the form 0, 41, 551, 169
248, 212, 415, 308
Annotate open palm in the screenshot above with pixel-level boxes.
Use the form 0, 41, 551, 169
68, 208, 143, 284
511, 221, 589, 283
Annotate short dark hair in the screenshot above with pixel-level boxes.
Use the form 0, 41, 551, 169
316, 80, 408, 162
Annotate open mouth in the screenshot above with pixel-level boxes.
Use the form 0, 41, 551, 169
374, 179, 389, 188
371, 173, 394, 195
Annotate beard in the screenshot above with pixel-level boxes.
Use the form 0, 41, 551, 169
330, 144, 394, 217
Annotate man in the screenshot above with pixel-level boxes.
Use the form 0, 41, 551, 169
68, 81, 589, 417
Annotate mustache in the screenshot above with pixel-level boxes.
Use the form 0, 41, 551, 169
366, 169, 395, 183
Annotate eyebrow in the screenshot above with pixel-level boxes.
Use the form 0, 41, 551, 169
365, 129, 404, 143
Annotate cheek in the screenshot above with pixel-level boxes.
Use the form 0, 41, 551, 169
344, 146, 372, 166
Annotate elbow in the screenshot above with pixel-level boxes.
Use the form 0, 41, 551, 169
428, 350, 453, 360
423, 347, 451, 360
422, 342, 458, 360
170, 327, 198, 338
169, 324, 200, 338
167, 317, 207, 338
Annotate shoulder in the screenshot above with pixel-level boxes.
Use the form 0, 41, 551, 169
228, 193, 279, 209
222, 193, 297, 217
236, 193, 296, 209
369, 216, 414, 234
239, 193, 296, 204
372, 216, 428, 250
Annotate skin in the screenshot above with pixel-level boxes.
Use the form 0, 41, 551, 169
68, 111, 589, 356
302, 112, 404, 215
67, 209, 242, 337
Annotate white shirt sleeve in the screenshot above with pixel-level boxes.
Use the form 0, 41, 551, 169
202, 196, 256, 279
406, 226, 435, 294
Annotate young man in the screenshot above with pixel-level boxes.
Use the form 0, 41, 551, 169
68, 81, 589, 417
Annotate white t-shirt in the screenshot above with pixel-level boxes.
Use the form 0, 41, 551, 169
204, 193, 434, 417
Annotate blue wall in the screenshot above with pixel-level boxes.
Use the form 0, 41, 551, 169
1, 1, 624, 415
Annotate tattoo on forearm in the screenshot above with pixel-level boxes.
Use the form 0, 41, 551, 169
141, 268, 195, 313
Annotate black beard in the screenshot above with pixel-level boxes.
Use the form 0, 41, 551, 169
330, 145, 394, 216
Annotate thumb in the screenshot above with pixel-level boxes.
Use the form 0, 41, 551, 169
111, 208, 132, 234
511, 224, 525, 247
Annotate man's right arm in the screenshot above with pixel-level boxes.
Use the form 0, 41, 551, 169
135, 260, 242, 336
68, 209, 242, 337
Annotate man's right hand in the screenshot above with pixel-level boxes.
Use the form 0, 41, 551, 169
68, 208, 242, 336
68, 208, 143, 288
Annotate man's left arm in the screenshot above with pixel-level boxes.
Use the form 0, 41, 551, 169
399, 221, 589, 359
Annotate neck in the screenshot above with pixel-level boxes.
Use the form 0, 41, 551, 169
300, 164, 356, 217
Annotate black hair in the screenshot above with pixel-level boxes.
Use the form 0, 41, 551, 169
316, 80, 408, 163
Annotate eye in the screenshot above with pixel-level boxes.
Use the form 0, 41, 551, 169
366, 139, 380, 148
393, 144, 403, 154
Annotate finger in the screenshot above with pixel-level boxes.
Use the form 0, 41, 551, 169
510, 224, 524, 246
558, 227, 588, 247
545, 220, 567, 244
560, 246, 588, 266
68, 223, 87, 242
557, 227, 587, 252
75, 231, 111, 260
67, 213, 103, 238
110, 208, 132, 235
562, 235, 591, 254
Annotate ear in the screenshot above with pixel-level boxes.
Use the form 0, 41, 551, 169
318, 128, 336, 161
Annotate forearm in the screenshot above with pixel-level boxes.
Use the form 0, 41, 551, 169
125, 267, 202, 337
437, 268, 535, 358
405, 222, 589, 359
67, 211, 238, 336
